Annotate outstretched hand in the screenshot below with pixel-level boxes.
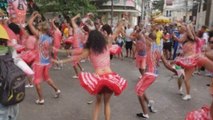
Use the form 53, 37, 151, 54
76, 13, 81, 18
51, 59, 60, 64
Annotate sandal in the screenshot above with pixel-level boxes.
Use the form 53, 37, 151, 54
35, 99, 44, 105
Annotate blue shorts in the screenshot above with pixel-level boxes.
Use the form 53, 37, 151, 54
0, 104, 19, 120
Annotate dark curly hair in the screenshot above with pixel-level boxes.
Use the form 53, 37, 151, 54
101, 24, 112, 35
85, 30, 107, 54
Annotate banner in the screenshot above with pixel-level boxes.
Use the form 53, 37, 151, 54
7, 0, 27, 25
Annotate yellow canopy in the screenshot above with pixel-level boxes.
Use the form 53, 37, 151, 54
153, 16, 171, 24
0, 25, 9, 40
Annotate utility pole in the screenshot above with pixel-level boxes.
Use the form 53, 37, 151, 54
141, 0, 144, 20
111, 0, 113, 26
205, 0, 211, 26
185, 0, 188, 22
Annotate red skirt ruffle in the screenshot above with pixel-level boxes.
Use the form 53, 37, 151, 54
78, 72, 127, 96
14, 44, 25, 53
110, 44, 122, 55
185, 106, 211, 120
20, 50, 37, 65
175, 56, 198, 69
64, 36, 74, 44
135, 73, 157, 96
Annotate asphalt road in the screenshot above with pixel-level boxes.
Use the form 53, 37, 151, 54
18, 57, 212, 120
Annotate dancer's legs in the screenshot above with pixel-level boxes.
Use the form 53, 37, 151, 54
183, 68, 195, 95
103, 92, 113, 120
93, 94, 102, 120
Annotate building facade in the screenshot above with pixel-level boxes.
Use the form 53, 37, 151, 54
93, 0, 142, 26
163, 0, 193, 22
194, 0, 213, 30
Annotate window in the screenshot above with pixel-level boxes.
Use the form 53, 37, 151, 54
166, 10, 169, 17
169, 11, 172, 17
203, 0, 207, 11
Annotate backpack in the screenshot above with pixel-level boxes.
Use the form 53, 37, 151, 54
0, 50, 26, 106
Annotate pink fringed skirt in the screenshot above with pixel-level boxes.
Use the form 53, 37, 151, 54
14, 44, 25, 53
110, 44, 122, 55
78, 72, 127, 96
20, 50, 37, 65
185, 106, 211, 120
175, 56, 198, 69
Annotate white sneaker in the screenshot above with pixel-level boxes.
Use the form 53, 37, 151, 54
148, 100, 154, 107
72, 75, 78, 79
53, 66, 61, 70
25, 84, 30, 88
136, 113, 149, 119
29, 84, 34, 88
148, 100, 157, 113
54, 90, 61, 98
25, 84, 33, 88
205, 73, 213, 77
80, 60, 86, 63
87, 100, 94, 104
182, 95, 191, 101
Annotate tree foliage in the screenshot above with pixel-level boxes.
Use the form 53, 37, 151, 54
152, 0, 164, 12
34, 0, 96, 16
90, 0, 109, 8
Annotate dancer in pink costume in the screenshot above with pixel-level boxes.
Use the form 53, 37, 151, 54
69, 14, 86, 78
51, 17, 62, 59
54, 29, 127, 120
50, 17, 62, 69
135, 32, 160, 119
135, 33, 147, 76
184, 35, 213, 120
20, 32, 37, 87
28, 11, 61, 105
174, 23, 213, 100
185, 105, 212, 120
172, 23, 200, 100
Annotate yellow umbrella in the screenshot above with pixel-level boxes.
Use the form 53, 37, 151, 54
154, 16, 171, 24
0, 24, 9, 40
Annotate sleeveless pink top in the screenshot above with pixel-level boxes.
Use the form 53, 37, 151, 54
89, 48, 110, 69
53, 29, 62, 48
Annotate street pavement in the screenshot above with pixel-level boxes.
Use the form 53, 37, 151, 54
18, 57, 212, 120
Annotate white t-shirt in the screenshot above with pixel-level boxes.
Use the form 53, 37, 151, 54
125, 28, 133, 42
202, 32, 209, 44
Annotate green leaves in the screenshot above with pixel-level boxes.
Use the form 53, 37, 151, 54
34, 0, 97, 15
152, 0, 164, 12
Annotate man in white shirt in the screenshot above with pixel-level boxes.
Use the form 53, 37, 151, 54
125, 24, 134, 57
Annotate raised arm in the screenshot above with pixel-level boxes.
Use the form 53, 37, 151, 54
51, 17, 58, 30
28, 11, 41, 38
173, 32, 187, 43
71, 13, 80, 33
161, 54, 177, 74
